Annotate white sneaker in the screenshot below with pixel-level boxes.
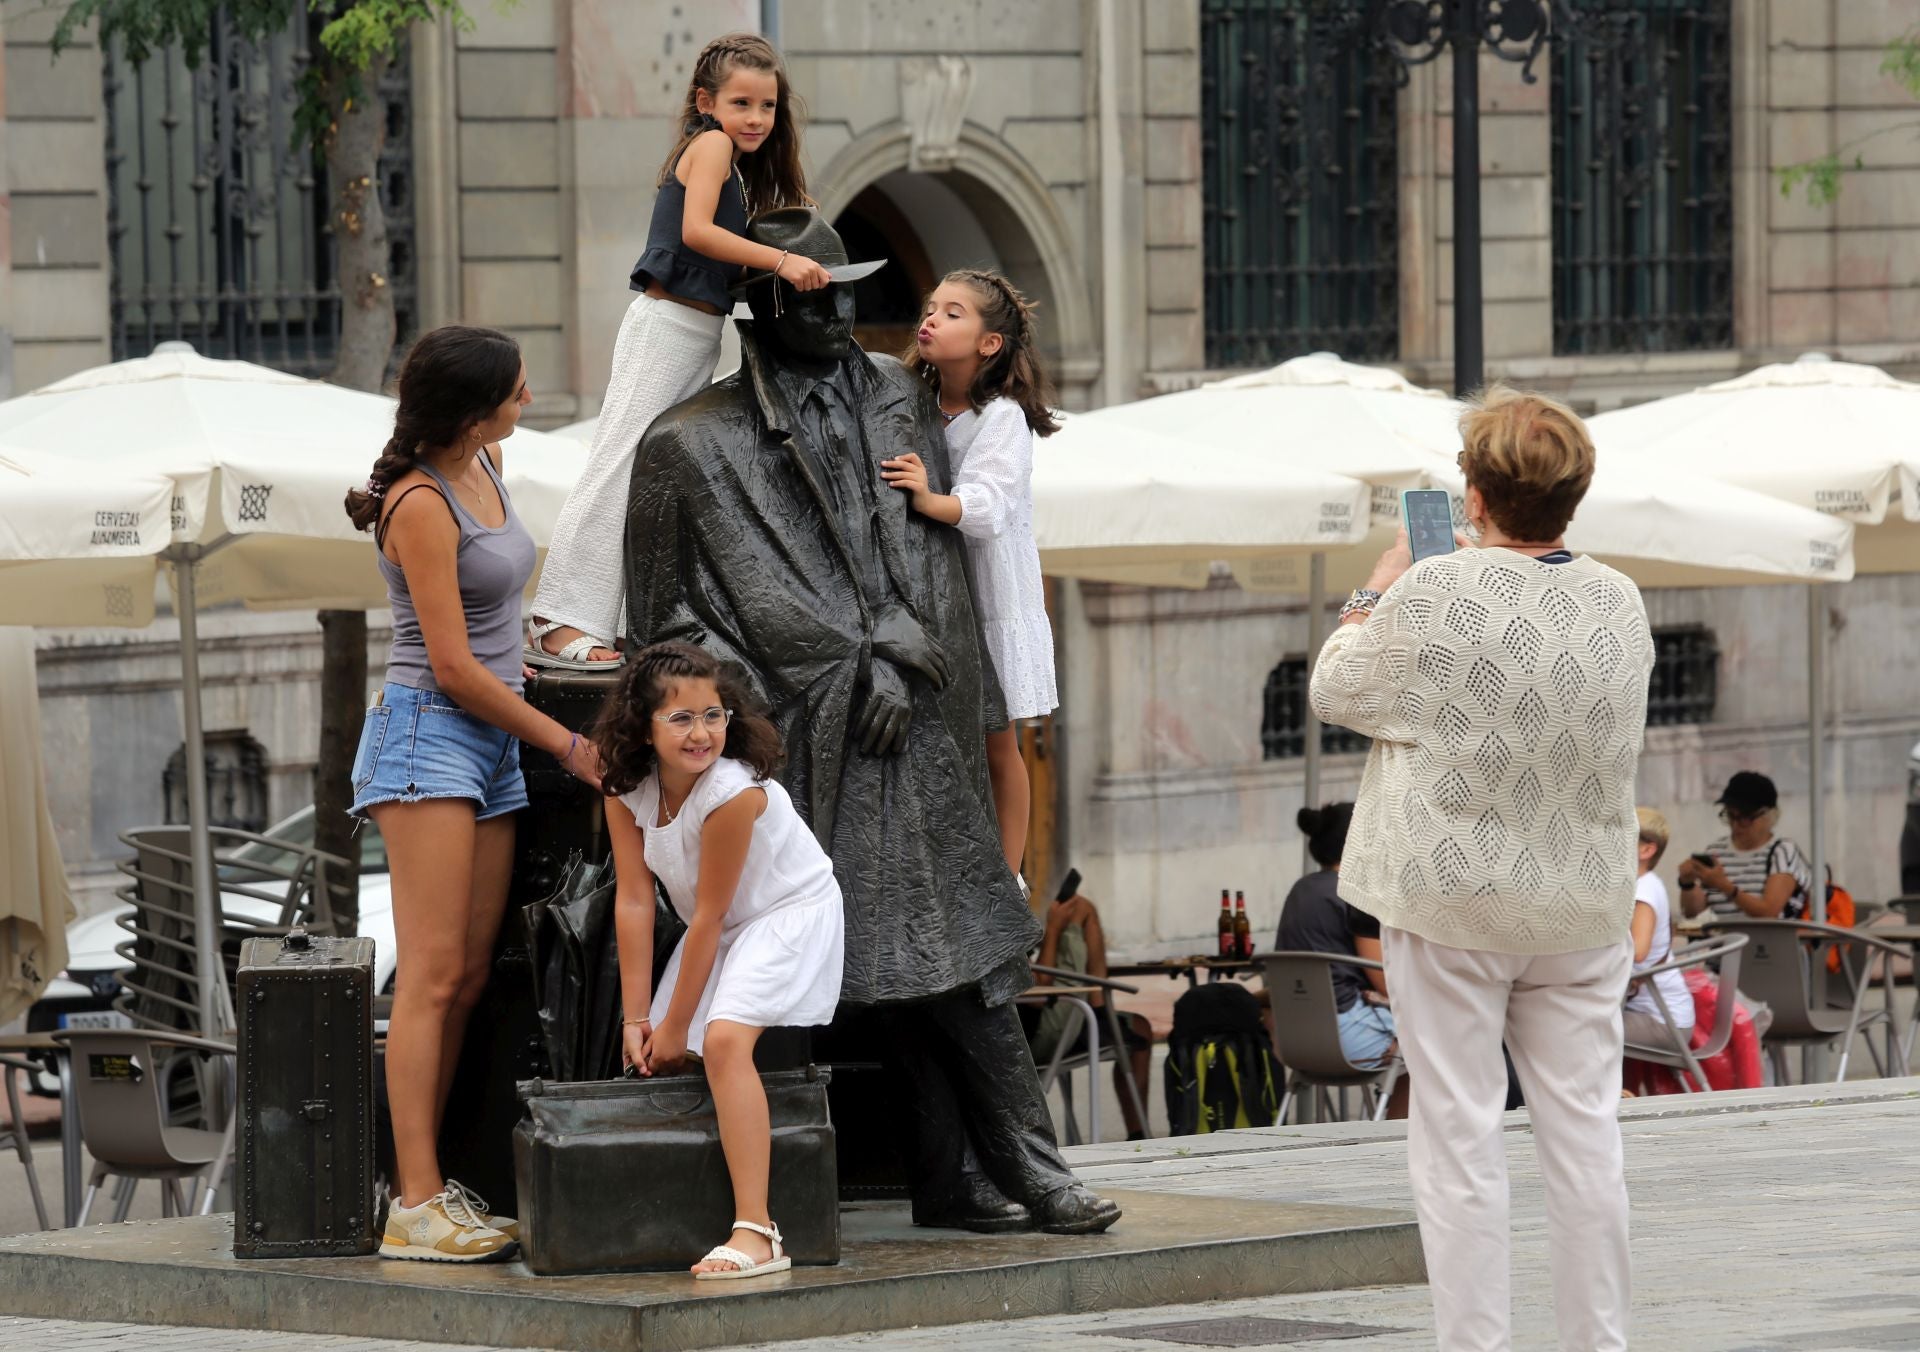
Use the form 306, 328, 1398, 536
379, 1187, 515, 1263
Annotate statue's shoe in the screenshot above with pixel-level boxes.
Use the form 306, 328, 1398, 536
912, 1181, 1034, 1234
1031, 1184, 1122, 1235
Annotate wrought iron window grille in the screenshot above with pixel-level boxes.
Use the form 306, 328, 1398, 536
1262, 656, 1372, 761
1646, 624, 1719, 726
1550, 0, 1733, 355
103, 8, 418, 378
1201, 0, 1401, 369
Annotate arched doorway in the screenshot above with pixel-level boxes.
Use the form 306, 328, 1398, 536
818, 124, 1099, 409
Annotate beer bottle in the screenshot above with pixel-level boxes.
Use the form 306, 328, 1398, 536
1233, 890, 1253, 961
1217, 888, 1234, 959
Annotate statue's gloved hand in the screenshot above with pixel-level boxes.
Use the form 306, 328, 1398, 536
855, 659, 913, 756
871, 602, 950, 691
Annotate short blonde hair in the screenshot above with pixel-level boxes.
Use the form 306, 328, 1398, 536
1457, 383, 1596, 541
1636, 806, 1670, 864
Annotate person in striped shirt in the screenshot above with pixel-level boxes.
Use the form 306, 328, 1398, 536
1677, 771, 1814, 921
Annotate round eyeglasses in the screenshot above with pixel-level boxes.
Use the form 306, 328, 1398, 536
652, 707, 733, 737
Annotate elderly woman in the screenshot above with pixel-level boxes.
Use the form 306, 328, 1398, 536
1310, 385, 1655, 1352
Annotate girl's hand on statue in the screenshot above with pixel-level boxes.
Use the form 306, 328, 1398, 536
880, 453, 930, 499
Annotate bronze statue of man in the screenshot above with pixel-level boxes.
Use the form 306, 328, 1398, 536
625, 208, 1118, 1235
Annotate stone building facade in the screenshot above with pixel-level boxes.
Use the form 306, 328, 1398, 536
7, 1, 1919, 942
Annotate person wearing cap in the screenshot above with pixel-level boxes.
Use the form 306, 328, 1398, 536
625, 206, 1119, 1237
1678, 771, 1814, 921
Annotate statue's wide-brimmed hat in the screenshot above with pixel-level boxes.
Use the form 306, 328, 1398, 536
729, 207, 887, 296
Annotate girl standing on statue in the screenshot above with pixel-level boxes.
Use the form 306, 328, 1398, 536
881, 269, 1060, 881
526, 32, 828, 671
597, 641, 845, 1279
343, 325, 603, 1262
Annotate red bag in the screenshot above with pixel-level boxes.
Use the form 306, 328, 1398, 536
1623, 967, 1763, 1095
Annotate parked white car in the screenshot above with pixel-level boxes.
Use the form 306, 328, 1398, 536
23, 808, 395, 1092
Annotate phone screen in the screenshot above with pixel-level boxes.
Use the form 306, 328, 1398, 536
1403, 489, 1457, 564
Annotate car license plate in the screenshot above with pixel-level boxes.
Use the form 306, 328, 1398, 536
59, 1010, 134, 1031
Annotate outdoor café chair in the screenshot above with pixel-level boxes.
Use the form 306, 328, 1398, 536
0, 1050, 51, 1230
1261, 950, 1403, 1124
1706, 919, 1911, 1084
1621, 932, 1747, 1093
1029, 963, 1150, 1143
52, 1027, 236, 1223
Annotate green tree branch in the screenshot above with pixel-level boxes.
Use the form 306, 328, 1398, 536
1777, 30, 1920, 207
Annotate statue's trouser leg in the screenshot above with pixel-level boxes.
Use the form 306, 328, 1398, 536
911, 990, 1080, 1208
886, 1003, 1000, 1216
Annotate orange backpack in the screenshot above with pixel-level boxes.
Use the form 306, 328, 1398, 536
1775, 842, 1854, 972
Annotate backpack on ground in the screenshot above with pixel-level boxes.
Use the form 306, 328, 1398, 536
1163, 983, 1285, 1135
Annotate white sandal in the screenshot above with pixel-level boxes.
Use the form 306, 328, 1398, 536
692, 1219, 791, 1281
524, 618, 622, 671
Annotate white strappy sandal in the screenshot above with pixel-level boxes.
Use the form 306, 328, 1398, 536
692, 1219, 791, 1281
524, 618, 622, 671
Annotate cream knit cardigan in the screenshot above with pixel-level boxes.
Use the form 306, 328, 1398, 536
1309, 549, 1656, 955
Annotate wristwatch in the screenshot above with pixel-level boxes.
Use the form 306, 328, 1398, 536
1339, 588, 1383, 621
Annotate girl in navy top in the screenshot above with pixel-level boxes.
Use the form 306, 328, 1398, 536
528, 33, 826, 671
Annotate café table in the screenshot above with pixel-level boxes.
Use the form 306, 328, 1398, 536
0, 1031, 80, 1226
1108, 955, 1262, 989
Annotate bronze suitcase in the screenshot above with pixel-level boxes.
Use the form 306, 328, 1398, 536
235, 931, 377, 1257
512, 1067, 839, 1275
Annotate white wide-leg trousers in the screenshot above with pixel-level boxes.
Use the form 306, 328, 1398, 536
1384, 926, 1632, 1352
532, 293, 723, 645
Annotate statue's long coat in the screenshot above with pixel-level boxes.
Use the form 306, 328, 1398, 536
626, 325, 1039, 1007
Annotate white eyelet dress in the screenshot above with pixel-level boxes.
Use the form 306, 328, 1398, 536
619, 756, 845, 1057
945, 396, 1058, 721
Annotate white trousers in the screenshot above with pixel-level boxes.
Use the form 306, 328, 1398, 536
532, 293, 723, 644
1384, 926, 1632, 1352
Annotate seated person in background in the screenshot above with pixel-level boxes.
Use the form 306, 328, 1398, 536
1278, 803, 1407, 1118
1678, 771, 1812, 921
1027, 891, 1154, 1140
1622, 808, 1695, 1054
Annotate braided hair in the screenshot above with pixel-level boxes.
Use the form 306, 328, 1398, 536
591, 640, 786, 797
344, 326, 522, 533
905, 268, 1060, 437
657, 32, 812, 216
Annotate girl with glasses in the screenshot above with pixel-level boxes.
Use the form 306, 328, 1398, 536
593, 641, 845, 1279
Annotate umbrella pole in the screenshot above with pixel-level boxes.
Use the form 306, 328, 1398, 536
1302, 552, 1327, 872
1807, 584, 1828, 927
168, 547, 229, 1036
1806, 583, 1830, 1083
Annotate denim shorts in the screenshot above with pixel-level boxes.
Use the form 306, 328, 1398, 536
1336, 999, 1397, 1069
348, 682, 528, 822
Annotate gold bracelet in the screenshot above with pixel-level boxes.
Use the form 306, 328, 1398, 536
622, 1017, 651, 1026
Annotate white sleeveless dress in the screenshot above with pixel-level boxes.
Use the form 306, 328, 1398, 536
617, 757, 845, 1056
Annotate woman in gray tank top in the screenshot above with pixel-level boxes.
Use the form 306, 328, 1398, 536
341, 326, 602, 1263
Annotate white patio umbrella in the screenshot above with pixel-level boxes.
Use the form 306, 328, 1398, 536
1076, 353, 1856, 853
1033, 412, 1370, 581
1589, 353, 1920, 924
0, 343, 590, 1030
0, 445, 175, 625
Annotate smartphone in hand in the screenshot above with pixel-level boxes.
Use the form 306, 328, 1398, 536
1054, 868, 1082, 905
1402, 488, 1457, 564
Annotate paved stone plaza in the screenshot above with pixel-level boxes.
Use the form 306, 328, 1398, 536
0, 1079, 1915, 1350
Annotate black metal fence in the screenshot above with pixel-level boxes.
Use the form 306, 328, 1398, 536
102, 9, 417, 377
1201, 0, 1400, 368
1261, 656, 1373, 760
1551, 0, 1733, 354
